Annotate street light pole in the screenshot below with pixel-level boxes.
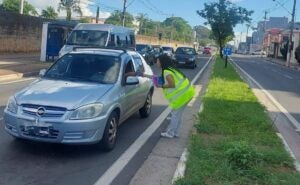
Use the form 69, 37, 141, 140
122, 0, 127, 27
286, 0, 296, 67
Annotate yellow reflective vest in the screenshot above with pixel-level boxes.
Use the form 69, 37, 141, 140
162, 69, 195, 110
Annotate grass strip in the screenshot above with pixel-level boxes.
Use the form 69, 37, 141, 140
176, 56, 300, 185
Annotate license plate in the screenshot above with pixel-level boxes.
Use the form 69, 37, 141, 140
178, 61, 186, 64
22, 120, 52, 135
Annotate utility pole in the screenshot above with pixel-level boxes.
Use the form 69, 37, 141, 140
19, 0, 24, 14
263, 10, 268, 57
122, 0, 127, 27
286, 0, 297, 67
96, 6, 100, 23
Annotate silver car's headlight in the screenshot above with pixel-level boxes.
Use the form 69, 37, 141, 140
6, 97, 18, 114
70, 103, 103, 120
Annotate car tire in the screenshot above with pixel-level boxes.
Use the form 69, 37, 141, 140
139, 93, 152, 118
100, 111, 118, 152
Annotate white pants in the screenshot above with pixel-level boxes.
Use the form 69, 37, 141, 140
166, 104, 187, 137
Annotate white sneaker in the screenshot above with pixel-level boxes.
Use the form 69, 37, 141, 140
160, 132, 174, 138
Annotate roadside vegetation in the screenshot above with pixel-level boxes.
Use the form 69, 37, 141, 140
176, 56, 300, 185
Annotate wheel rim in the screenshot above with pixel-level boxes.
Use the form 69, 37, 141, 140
146, 95, 152, 114
108, 117, 117, 144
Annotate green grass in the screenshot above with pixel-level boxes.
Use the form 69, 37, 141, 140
175, 56, 300, 185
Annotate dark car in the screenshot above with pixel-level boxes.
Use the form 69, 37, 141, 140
174, 47, 197, 69
136, 44, 156, 65
152, 45, 164, 59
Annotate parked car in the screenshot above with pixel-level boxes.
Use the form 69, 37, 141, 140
4, 48, 154, 151
251, 50, 266, 55
152, 45, 164, 59
136, 44, 156, 65
203, 47, 212, 55
173, 47, 197, 69
59, 24, 136, 57
162, 46, 175, 57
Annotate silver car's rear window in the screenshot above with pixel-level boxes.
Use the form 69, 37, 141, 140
45, 54, 121, 84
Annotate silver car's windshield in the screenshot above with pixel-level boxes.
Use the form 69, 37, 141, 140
45, 54, 121, 84
66, 30, 109, 47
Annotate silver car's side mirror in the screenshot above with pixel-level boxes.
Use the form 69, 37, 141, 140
39, 69, 46, 77
126, 76, 139, 85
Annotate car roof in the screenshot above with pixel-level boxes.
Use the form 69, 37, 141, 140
176, 47, 194, 49
74, 23, 134, 32
69, 48, 128, 57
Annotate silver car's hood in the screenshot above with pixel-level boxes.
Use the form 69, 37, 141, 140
15, 79, 113, 110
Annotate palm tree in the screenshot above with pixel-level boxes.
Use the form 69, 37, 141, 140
41, 6, 58, 19
136, 13, 148, 34
58, 0, 82, 21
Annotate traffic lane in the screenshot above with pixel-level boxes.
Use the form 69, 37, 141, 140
232, 56, 300, 123
238, 56, 300, 80
0, 57, 209, 185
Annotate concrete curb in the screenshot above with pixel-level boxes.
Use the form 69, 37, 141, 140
0, 71, 39, 82
171, 148, 188, 184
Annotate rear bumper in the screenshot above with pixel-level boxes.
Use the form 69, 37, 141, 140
3, 111, 108, 144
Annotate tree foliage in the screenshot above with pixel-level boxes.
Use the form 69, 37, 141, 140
162, 17, 193, 42
194, 25, 212, 46
58, 0, 82, 21
197, 0, 253, 57
105, 10, 134, 28
0, 0, 38, 16
136, 13, 148, 34
41, 6, 58, 19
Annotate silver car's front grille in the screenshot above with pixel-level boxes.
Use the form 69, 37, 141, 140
21, 104, 67, 118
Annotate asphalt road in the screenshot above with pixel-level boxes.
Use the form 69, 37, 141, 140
0, 55, 211, 185
231, 55, 300, 124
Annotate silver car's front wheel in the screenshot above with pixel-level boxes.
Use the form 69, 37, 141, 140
139, 93, 152, 118
100, 112, 118, 152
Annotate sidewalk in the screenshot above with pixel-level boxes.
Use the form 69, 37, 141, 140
265, 57, 300, 70
0, 53, 51, 82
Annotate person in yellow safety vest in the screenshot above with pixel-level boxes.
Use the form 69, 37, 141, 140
142, 54, 195, 138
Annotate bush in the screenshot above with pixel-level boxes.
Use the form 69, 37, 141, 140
225, 141, 262, 170
295, 45, 300, 64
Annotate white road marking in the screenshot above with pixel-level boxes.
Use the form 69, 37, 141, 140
277, 133, 300, 171
0, 77, 36, 85
230, 58, 300, 131
0, 117, 3, 121
283, 74, 294, 80
94, 55, 214, 185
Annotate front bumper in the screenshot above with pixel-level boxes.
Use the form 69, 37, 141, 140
3, 111, 108, 144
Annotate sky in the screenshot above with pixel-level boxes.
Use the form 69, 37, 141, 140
1, 0, 299, 41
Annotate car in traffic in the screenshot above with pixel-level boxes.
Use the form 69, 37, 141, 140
173, 47, 197, 69
152, 45, 164, 59
59, 24, 136, 57
203, 47, 212, 55
162, 46, 174, 57
136, 44, 156, 65
4, 48, 154, 151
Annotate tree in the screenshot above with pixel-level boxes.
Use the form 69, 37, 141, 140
105, 10, 134, 28
58, 0, 82, 21
197, 0, 253, 57
163, 17, 193, 42
41, 6, 58, 19
194, 25, 212, 46
0, 0, 38, 16
136, 13, 148, 34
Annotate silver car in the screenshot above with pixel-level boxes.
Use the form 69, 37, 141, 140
4, 48, 154, 151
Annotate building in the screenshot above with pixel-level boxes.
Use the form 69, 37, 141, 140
252, 17, 289, 46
